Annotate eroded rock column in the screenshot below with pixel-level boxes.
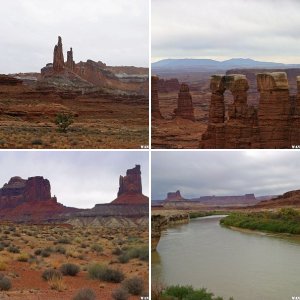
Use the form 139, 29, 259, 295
209, 75, 225, 123
174, 83, 195, 121
257, 72, 291, 148
53, 36, 65, 72
66, 47, 75, 71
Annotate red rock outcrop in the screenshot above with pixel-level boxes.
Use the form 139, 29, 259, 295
53, 36, 65, 72
0, 176, 54, 209
200, 72, 300, 148
66, 47, 75, 71
111, 165, 148, 205
174, 83, 195, 121
165, 190, 184, 202
151, 76, 162, 118
0, 176, 77, 222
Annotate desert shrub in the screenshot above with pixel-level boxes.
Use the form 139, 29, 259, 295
162, 285, 228, 300
48, 277, 66, 291
0, 244, 4, 252
122, 276, 144, 295
42, 269, 62, 281
112, 247, 123, 255
55, 245, 66, 254
34, 249, 42, 255
119, 247, 148, 263
41, 249, 51, 257
73, 288, 96, 300
58, 237, 71, 244
0, 274, 11, 291
17, 253, 29, 262
60, 263, 80, 276
7, 245, 20, 253
88, 264, 124, 283
55, 113, 74, 133
31, 139, 43, 146
112, 287, 129, 300
91, 244, 103, 253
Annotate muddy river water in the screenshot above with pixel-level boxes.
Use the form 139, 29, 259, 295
152, 215, 300, 300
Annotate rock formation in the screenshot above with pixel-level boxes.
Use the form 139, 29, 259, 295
151, 76, 162, 118
165, 190, 184, 202
53, 36, 65, 72
174, 83, 195, 121
0, 176, 76, 222
257, 72, 291, 148
0, 176, 54, 209
111, 165, 148, 205
66, 48, 75, 71
200, 72, 300, 148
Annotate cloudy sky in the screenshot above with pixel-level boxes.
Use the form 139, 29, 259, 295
0, 151, 149, 208
152, 151, 300, 200
152, 0, 300, 63
0, 0, 148, 73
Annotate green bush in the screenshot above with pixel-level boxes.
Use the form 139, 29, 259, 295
73, 288, 96, 300
88, 264, 124, 283
122, 276, 144, 295
112, 287, 129, 300
55, 113, 74, 133
42, 269, 62, 281
60, 263, 80, 276
162, 285, 229, 300
0, 274, 11, 291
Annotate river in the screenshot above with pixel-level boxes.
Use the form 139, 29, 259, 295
152, 215, 300, 300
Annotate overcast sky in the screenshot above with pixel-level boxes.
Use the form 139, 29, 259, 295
0, 0, 148, 73
152, 151, 300, 200
0, 151, 149, 208
152, 0, 300, 63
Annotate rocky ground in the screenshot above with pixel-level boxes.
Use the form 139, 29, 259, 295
0, 85, 148, 149
0, 223, 148, 300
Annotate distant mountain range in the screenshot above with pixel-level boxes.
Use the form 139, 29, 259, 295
152, 58, 300, 71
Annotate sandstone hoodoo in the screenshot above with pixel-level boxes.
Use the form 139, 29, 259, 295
174, 83, 195, 121
199, 72, 300, 148
111, 165, 149, 205
0, 176, 75, 221
53, 36, 65, 72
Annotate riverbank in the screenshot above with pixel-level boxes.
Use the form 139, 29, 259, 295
220, 208, 300, 234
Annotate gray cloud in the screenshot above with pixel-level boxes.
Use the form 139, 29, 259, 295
0, 151, 149, 208
0, 0, 149, 73
152, 0, 300, 63
152, 151, 300, 199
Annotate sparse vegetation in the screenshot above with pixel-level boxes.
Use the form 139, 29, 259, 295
73, 288, 96, 300
60, 263, 80, 276
55, 113, 74, 133
88, 264, 124, 283
112, 287, 129, 300
160, 285, 233, 300
42, 269, 63, 281
0, 274, 12, 291
122, 276, 144, 295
